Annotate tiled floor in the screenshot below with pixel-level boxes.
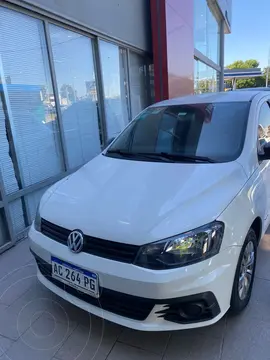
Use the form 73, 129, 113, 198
1, 234, 270, 360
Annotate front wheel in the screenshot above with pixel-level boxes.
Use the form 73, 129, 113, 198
230, 228, 257, 314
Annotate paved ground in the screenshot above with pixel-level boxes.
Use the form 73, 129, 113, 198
1, 234, 270, 360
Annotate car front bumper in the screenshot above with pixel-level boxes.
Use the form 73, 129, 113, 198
29, 226, 241, 331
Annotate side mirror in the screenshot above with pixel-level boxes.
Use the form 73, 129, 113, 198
105, 137, 115, 148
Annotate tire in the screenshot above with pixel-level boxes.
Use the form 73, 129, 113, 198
230, 228, 257, 314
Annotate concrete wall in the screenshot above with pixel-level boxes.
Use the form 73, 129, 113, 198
13, 0, 152, 52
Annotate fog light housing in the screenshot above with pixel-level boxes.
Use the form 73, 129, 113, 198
179, 302, 205, 320
156, 292, 220, 324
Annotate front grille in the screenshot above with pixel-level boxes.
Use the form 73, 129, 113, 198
41, 218, 139, 264
33, 252, 154, 321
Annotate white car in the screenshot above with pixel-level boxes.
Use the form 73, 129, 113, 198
29, 90, 270, 331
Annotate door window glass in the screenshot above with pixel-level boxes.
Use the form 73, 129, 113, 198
257, 102, 270, 154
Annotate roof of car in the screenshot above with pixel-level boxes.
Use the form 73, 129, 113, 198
237, 87, 270, 91
152, 90, 265, 107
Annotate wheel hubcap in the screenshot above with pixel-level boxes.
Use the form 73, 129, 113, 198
238, 241, 255, 300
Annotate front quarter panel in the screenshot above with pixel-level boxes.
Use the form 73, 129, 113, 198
40, 176, 71, 211
218, 167, 267, 249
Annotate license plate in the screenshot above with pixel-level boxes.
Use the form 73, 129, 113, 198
51, 257, 99, 298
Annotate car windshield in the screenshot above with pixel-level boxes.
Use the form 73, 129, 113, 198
105, 101, 250, 163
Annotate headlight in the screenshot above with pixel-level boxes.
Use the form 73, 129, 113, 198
134, 222, 224, 270
34, 205, 41, 232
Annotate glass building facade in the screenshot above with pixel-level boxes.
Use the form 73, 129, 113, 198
0, 2, 152, 251
151, 0, 231, 100
0, 0, 231, 252
194, 59, 219, 94
194, 0, 220, 65
194, 0, 222, 94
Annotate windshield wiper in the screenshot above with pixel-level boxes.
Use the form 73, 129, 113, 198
106, 150, 216, 163
106, 149, 134, 157
105, 149, 175, 162
157, 152, 217, 163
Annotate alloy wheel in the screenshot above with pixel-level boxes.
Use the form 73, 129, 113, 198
238, 240, 255, 301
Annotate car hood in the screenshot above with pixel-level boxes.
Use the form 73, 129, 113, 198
41, 155, 247, 245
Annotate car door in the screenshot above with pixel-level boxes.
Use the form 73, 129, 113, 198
257, 101, 270, 222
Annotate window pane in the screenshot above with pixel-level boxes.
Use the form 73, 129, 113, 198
194, 60, 218, 94
50, 25, 101, 169
129, 52, 148, 118
194, 0, 220, 64
0, 209, 10, 247
99, 41, 129, 138
0, 8, 64, 190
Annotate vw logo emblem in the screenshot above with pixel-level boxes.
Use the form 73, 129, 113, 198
67, 230, 84, 253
